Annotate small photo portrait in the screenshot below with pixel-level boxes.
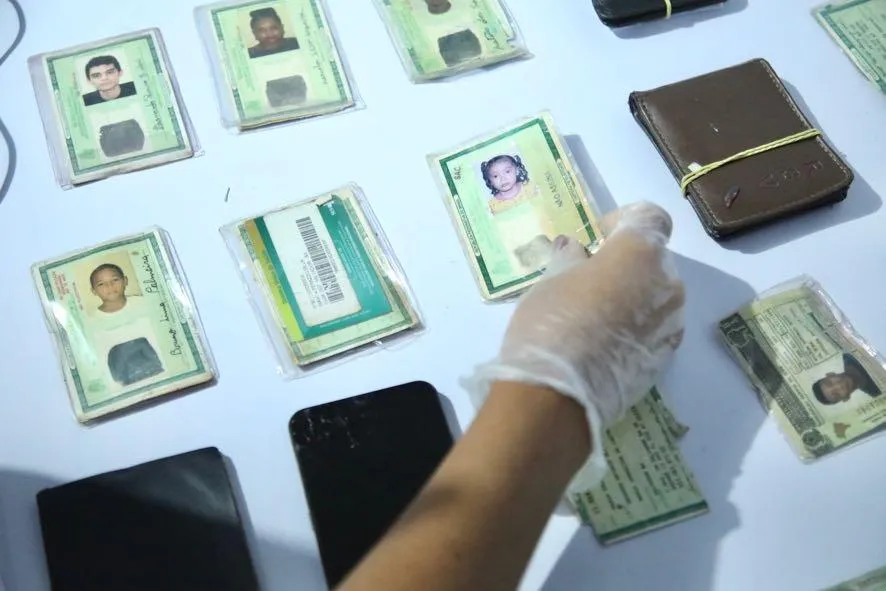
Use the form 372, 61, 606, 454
812, 353, 882, 406
247, 7, 300, 59
77, 256, 143, 317
479, 153, 532, 215
81, 55, 137, 107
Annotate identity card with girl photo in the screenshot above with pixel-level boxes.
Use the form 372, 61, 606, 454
32, 229, 215, 423
429, 112, 603, 301
196, 0, 357, 130
29, 29, 198, 187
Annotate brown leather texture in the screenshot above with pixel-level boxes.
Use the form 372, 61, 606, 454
630, 58, 853, 239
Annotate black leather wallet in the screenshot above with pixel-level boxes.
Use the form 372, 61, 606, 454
593, 0, 726, 27
37, 448, 260, 591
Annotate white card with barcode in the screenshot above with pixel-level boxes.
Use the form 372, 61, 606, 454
262, 203, 361, 327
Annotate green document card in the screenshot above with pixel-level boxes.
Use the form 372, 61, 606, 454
430, 112, 602, 301
814, 0, 886, 93
573, 390, 709, 545
33, 229, 214, 423
824, 565, 886, 590
719, 277, 886, 461
375, 0, 528, 81
31, 29, 194, 186
230, 186, 419, 369
200, 0, 355, 129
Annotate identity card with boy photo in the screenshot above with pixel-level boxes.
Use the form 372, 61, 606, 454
32, 229, 215, 423
196, 0, 357, 130
29, 29, 197, 187
222, 185, 421, 374
429, 112, 603, 301
374, 0, 530, 82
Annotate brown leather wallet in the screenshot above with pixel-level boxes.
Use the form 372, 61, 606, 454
629, 58, 853, 240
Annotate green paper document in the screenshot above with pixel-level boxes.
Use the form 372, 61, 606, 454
202, 0, 354, 128
824, 565, 886, 590
814, 0, 886, 93
429, 112, 602, 300
719, 277, 886, 461
572, 390, 709, 545
376, 0, 528, 81
231, 186, 419, 368
32, 29, 193, 185
33, 230, 214, 422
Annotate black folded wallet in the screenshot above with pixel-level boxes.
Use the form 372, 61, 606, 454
593, 0, 726, 27
36, 447, 260, 591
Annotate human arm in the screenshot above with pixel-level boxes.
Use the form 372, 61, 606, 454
335, 380, 589, 591
336, 202, 684, 591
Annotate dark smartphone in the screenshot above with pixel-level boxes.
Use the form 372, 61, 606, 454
290, 381, 454, 588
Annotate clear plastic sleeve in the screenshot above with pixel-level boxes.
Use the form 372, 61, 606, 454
194, 0, 363, 131
427, 110, 604, 302
27, 29, 200, 189
718, 275, 886, 461
220, 184, 423, 378
373, 0, 532, 83
31, 228, 217, 424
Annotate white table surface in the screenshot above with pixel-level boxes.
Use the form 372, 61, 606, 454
1, 0, 885, 589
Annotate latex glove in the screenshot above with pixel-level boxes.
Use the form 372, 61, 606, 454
463, 202, 685, 493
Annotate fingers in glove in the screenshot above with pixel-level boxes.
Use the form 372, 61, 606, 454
601, 202, 673, 247
543, 235, 589, 278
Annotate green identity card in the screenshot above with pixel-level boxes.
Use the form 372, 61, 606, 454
30, 29, 194, 186
814, 0, 886, 93
227, 186, 419, 369
429, 112, 602, 301
199, 0, 355, 129
375, 0, 528, 81
572, 390, 709, 545
720, 277, 886, 461
33, 229, 214, 423
824, 565, 886, 591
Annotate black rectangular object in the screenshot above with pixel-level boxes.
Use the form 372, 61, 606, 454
290, 381, 454, 588
36, 447, 260, 591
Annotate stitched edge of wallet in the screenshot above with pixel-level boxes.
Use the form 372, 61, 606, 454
631, 58, 853, 232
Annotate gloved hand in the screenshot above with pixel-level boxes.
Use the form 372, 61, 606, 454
463, 202, 685, 493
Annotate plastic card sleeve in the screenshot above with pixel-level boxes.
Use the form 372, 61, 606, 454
372, 0, 531, 83
194, 0, 363, 132
27, 28, 200, 188
220, 183, 423, 378
427, 110, 604, 303
31, 228, 217, 423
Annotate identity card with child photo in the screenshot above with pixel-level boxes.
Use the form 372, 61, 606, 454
197, 0, 356, 129
29, 29, 196, 187
429, 112, 603, 301
223, 185, 420, 372
32, 229, 215, 423
374, 0, 529, 81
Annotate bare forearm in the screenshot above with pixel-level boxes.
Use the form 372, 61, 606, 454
337, 381, 590, 591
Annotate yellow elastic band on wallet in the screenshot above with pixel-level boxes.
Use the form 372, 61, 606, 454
678, 128, 823, 195
664, 0, 672, 18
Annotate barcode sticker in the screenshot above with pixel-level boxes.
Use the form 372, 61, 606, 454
263, 204, 361, 327
296, 216, 345, 304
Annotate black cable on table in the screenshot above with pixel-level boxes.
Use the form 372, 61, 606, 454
0, 0, 26, 204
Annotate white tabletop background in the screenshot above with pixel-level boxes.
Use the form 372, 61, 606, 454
1, 0, 885, 589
